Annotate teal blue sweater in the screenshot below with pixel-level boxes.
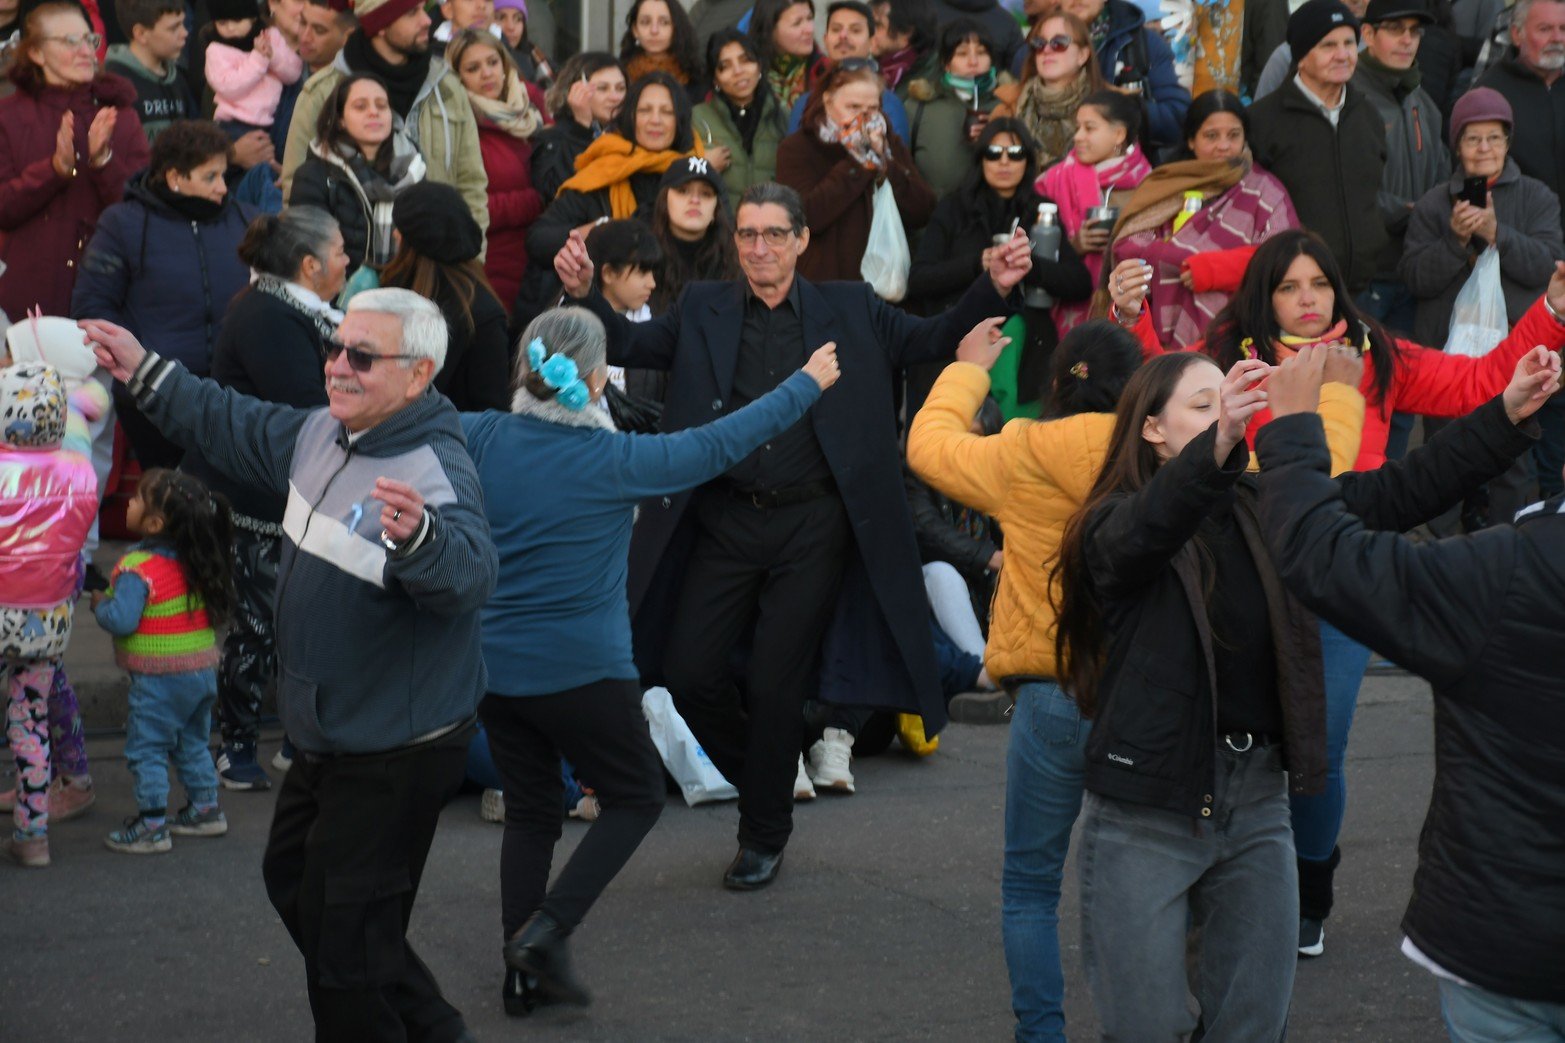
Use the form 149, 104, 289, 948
462, 370, 822, 696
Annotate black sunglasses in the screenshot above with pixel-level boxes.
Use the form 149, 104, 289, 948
983, 145, 1028, 161
326, 340, 420, 373
1029, 34, 1074, 53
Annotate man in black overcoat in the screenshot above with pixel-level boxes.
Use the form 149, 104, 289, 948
554, 180, 1032, 889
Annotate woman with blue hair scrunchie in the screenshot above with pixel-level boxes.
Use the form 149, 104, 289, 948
458, 306, 840, 1016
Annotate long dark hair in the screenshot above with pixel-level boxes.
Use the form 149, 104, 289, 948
1206, 229, 1395, 403
749, 0, 817, 69
316, 73, 394, 176
135, 468, 237, 628
618, 0, 701, 81
1179, 89, 1250, 159
651, 182, 739, 314
705, 27, 764, 99
615, 70, 696, 152
1050, 352, 1219, 717
1043, 320, 1145, 418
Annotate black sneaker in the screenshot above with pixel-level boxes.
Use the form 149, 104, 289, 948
216, 741, 271, 791
1298, 917, 1325, 958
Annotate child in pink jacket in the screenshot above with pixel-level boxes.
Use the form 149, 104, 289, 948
203, 0, 303, 140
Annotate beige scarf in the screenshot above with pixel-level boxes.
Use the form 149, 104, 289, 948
467, 70, 543, 140
1015, 74, 1090, 168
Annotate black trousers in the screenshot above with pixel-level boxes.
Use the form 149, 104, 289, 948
663, 491, 852, 854
114, 383, 184, 471
217, 526, 280, 743
478, 681, 664, 939
261, 726, 471, 1043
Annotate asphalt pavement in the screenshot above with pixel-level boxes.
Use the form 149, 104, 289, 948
2, 668, 1446, 1042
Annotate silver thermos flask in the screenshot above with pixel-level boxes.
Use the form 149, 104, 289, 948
1026, 202, 1061, 309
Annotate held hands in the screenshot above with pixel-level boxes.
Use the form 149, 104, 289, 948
1502, 345, 1563, 424
555, 229, 595, 300
1546, 261, 1565, 317
230, 129, 276, 171
1216, 358, 1271, 463
1450, 199, 1498, 246
955, 316, 1011, 371
803, 342, 841, 390
1072, 223, 1111, 255
1321, 342, 1364, 389
1108, 258, 1152, 320
1265, 344, 1326, 419
706, 144, 733, 172
255, 30, 273, 59
987, 229, 1033, 297
374, 478, 425, 544
79, 319, 147, 381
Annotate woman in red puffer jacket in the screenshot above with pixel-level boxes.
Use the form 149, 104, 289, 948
0, 0, 148, 321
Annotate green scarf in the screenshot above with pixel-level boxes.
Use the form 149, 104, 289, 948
943, 68, 998, 103
1358, 51, 1423, 101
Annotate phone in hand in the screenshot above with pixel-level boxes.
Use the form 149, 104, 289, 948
1461, 175, 1488, 209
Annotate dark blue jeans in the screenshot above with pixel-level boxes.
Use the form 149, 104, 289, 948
124, 668, 219, 814
1003, 682, 1091, 1043
1289, 620, 1373, 863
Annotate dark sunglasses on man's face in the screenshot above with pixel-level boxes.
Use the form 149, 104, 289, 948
325, 339, 419, 373
983, 145, 1028, 161
1029, 34, 1074, 53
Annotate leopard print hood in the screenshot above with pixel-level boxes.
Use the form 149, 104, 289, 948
0, 364, 67, 450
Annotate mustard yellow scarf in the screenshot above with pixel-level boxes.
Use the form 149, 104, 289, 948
556, 132, 706, 219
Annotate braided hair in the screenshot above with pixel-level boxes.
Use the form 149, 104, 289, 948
136, 469, 237, 627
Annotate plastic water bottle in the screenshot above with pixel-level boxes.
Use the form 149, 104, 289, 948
1026, 203, 1061, 309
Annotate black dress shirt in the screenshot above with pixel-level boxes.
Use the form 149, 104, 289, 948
724, 278, 833, 492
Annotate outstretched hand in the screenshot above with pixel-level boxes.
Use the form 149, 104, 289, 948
555, 229, 595, 300
1217, 358, 1271, 463
374, 477, 425, 544
79, 319, 147, 382
1266, 344, 1326, 419
987, 228, 1033, 297
803, 341, 840, 390
954, 315, 1011, 371
1503, 345, 1562, 424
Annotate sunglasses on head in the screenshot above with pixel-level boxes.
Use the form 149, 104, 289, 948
983, 145, 1028, 161
1029, 34, 1074, 54
325, 340, 420, 373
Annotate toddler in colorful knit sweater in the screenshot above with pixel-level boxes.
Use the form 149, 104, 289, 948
93, 469, 236, 855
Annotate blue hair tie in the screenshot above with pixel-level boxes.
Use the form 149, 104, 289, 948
528, 336, 591, 411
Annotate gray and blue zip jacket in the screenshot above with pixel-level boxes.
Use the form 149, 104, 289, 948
126, 352, 498, 755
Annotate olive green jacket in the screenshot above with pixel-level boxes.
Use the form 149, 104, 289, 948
904, 73, 1014, 199
691, 90, 788, 203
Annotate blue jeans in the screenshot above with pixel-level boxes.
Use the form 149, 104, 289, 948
1003, 681, 1091, 1043
123, 668, 218, 814
1439, 978, 1565, 1042
1080, 746, 1297, 1042
1289, 620, 1372, 863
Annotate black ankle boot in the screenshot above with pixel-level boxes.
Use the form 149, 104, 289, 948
502, 967, 537, 1017
503, 912, 592, 1007
1298, 846, 1343, 923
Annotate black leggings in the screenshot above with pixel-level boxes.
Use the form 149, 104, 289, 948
478, 680, 665, 939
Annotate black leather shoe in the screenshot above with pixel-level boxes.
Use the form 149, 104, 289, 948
502, 966, 537, 1016
503, 912, 592, 1007
722, 846, 783, 891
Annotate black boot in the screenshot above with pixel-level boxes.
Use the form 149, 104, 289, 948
502, 967, 538, 1017
1297, 846, 1342, 957
503, 912, 592, 1007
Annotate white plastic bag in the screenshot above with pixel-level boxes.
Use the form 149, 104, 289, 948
860, 178, 911, 302
641, 687, 737, 807
1443, 246, 1509, 358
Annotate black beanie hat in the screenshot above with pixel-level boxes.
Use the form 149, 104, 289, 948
1287, 0, 1360, 59
392, 182, 484, 265
207, 0, 262, 23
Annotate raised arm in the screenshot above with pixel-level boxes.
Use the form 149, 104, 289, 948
906, 341, 1016, 518
82, 320, 303, 498
555, 228, 680, 370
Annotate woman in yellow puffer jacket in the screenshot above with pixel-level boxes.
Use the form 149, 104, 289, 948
906, 315, 1364, 1042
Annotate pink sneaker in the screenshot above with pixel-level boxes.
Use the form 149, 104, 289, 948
48, 776, 95, 822
5, 834, 49, 868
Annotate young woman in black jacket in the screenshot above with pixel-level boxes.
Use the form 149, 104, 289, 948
906, 117, 1092, 416
1051, 342, 1552, 1039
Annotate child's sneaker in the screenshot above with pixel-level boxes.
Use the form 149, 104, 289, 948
216, 741, 271, 791
104, 815, 172, 855
169, 804, 228, 837
47, 775, 95, 821
272, 736, 295, 773
5, 833, 49, 867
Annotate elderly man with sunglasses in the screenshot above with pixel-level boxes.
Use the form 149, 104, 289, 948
81, 288, 496, 1043
555, 179, 1032, 891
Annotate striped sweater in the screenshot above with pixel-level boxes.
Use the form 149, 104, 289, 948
105, 547, 219, 674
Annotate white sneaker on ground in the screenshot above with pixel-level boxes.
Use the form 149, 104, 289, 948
808, 727, 855, 794
793, 754, 816, 801
480, 788, 505, 823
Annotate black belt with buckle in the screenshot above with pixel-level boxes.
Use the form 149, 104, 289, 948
1221, 730, 1279, 753
725, 479, 836, 509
